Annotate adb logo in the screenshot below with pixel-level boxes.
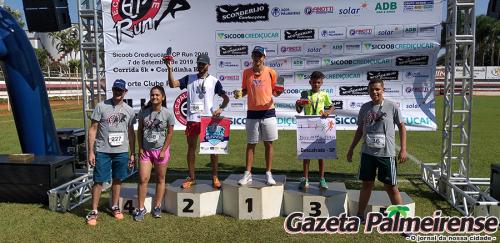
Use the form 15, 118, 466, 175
375, 2, 397, 14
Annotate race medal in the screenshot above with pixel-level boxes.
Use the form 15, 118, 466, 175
108, 132, 125, 146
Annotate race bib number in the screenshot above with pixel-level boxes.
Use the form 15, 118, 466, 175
190, 102, 204, 114
366, 133, 386, 148
146, 131, 161, 143
108, 132, 125, 146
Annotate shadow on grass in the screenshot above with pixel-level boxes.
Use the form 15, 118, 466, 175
405, 177, 457, 216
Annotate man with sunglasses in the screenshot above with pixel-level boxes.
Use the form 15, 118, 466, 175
167, 53, 229, 189
346, 78, 407, 222
236, 46, 283, 186
86, 79, 136, 225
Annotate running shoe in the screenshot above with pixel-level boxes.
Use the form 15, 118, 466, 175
181, 177, 195, 189
298, 177, 309, 189
152, 206, 162, 218
212, 176, 221, 189
133, 208, 147, 221
238, 171, 252, 185
266, 171, 276, 185
111, 206, 124, 220
319, 178, 329, 189
85, 210, 98, 226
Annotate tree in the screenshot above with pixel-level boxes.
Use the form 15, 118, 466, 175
48, 26, 80, 60
34, 48, 50, 71
475, 15, 499, 66
3, 5, 25, 29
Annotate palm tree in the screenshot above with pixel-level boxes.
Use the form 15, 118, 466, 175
475, 15, 497, 66
48, 26, 80, 60
386, 205, 410, 218
4, 5, 24, 28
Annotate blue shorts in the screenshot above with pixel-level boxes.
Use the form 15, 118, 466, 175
93, 152, 129, 183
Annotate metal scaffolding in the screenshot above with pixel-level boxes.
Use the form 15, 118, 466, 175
48, 0, 107, 212
421, 0, 499, 216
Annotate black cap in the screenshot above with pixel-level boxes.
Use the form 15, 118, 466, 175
197, 54, 210, 65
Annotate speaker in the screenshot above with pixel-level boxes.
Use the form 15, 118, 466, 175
0, 155, 75, 204
56, 128, 86, 170
22, 0, 71, 32
491, 164, 500, 201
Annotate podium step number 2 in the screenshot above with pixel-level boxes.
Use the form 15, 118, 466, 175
165, 179, 222, 217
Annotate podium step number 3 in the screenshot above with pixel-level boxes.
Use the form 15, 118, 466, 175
283, 182, 348, 217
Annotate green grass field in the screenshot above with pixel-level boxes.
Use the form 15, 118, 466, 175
0, 97, 498, 242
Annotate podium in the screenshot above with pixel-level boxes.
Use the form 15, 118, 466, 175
347, 190, 415, 217
164, 179, 222, 217
222, 174, 285, 220
283, 182, 348, 217
113, 186, 154, 214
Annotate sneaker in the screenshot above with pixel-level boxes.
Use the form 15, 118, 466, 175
212, 176, 221, 189
298, 177, 309, 189
181, 177, 195, 189
152, 206, 162, 218
111, 206, 124, 220
266, 171, 276, 185
238, 171, 252, 185
133, 208, 147, 221
85, 210, 98, 226
319, 178, 328, 189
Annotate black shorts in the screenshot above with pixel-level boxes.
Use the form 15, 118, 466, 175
358, 153, 397, 185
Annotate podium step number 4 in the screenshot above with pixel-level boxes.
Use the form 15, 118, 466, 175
112, 186, 154, 214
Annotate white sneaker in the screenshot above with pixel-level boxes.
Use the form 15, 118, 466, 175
266, 171, 276, 185
238, 171, 252, 185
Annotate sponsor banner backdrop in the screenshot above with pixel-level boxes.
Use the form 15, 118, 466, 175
103, 0, 443, 131
486, 66, 500, 80
296, 116, 337, 159
199, 116, 231, 154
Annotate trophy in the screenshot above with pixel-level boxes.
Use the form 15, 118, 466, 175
234, 89, 243, 99
163, 47, 174, 63
296, 91, 310, 106
274, 76, 285, 93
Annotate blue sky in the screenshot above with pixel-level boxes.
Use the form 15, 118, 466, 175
3, 0, 491, 26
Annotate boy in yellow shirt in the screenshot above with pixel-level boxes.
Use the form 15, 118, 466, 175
295, 71, 335, 189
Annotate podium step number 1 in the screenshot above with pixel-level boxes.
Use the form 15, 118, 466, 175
223, 174, 286, 220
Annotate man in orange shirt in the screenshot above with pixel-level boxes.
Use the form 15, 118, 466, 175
235, 46, 283, 185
